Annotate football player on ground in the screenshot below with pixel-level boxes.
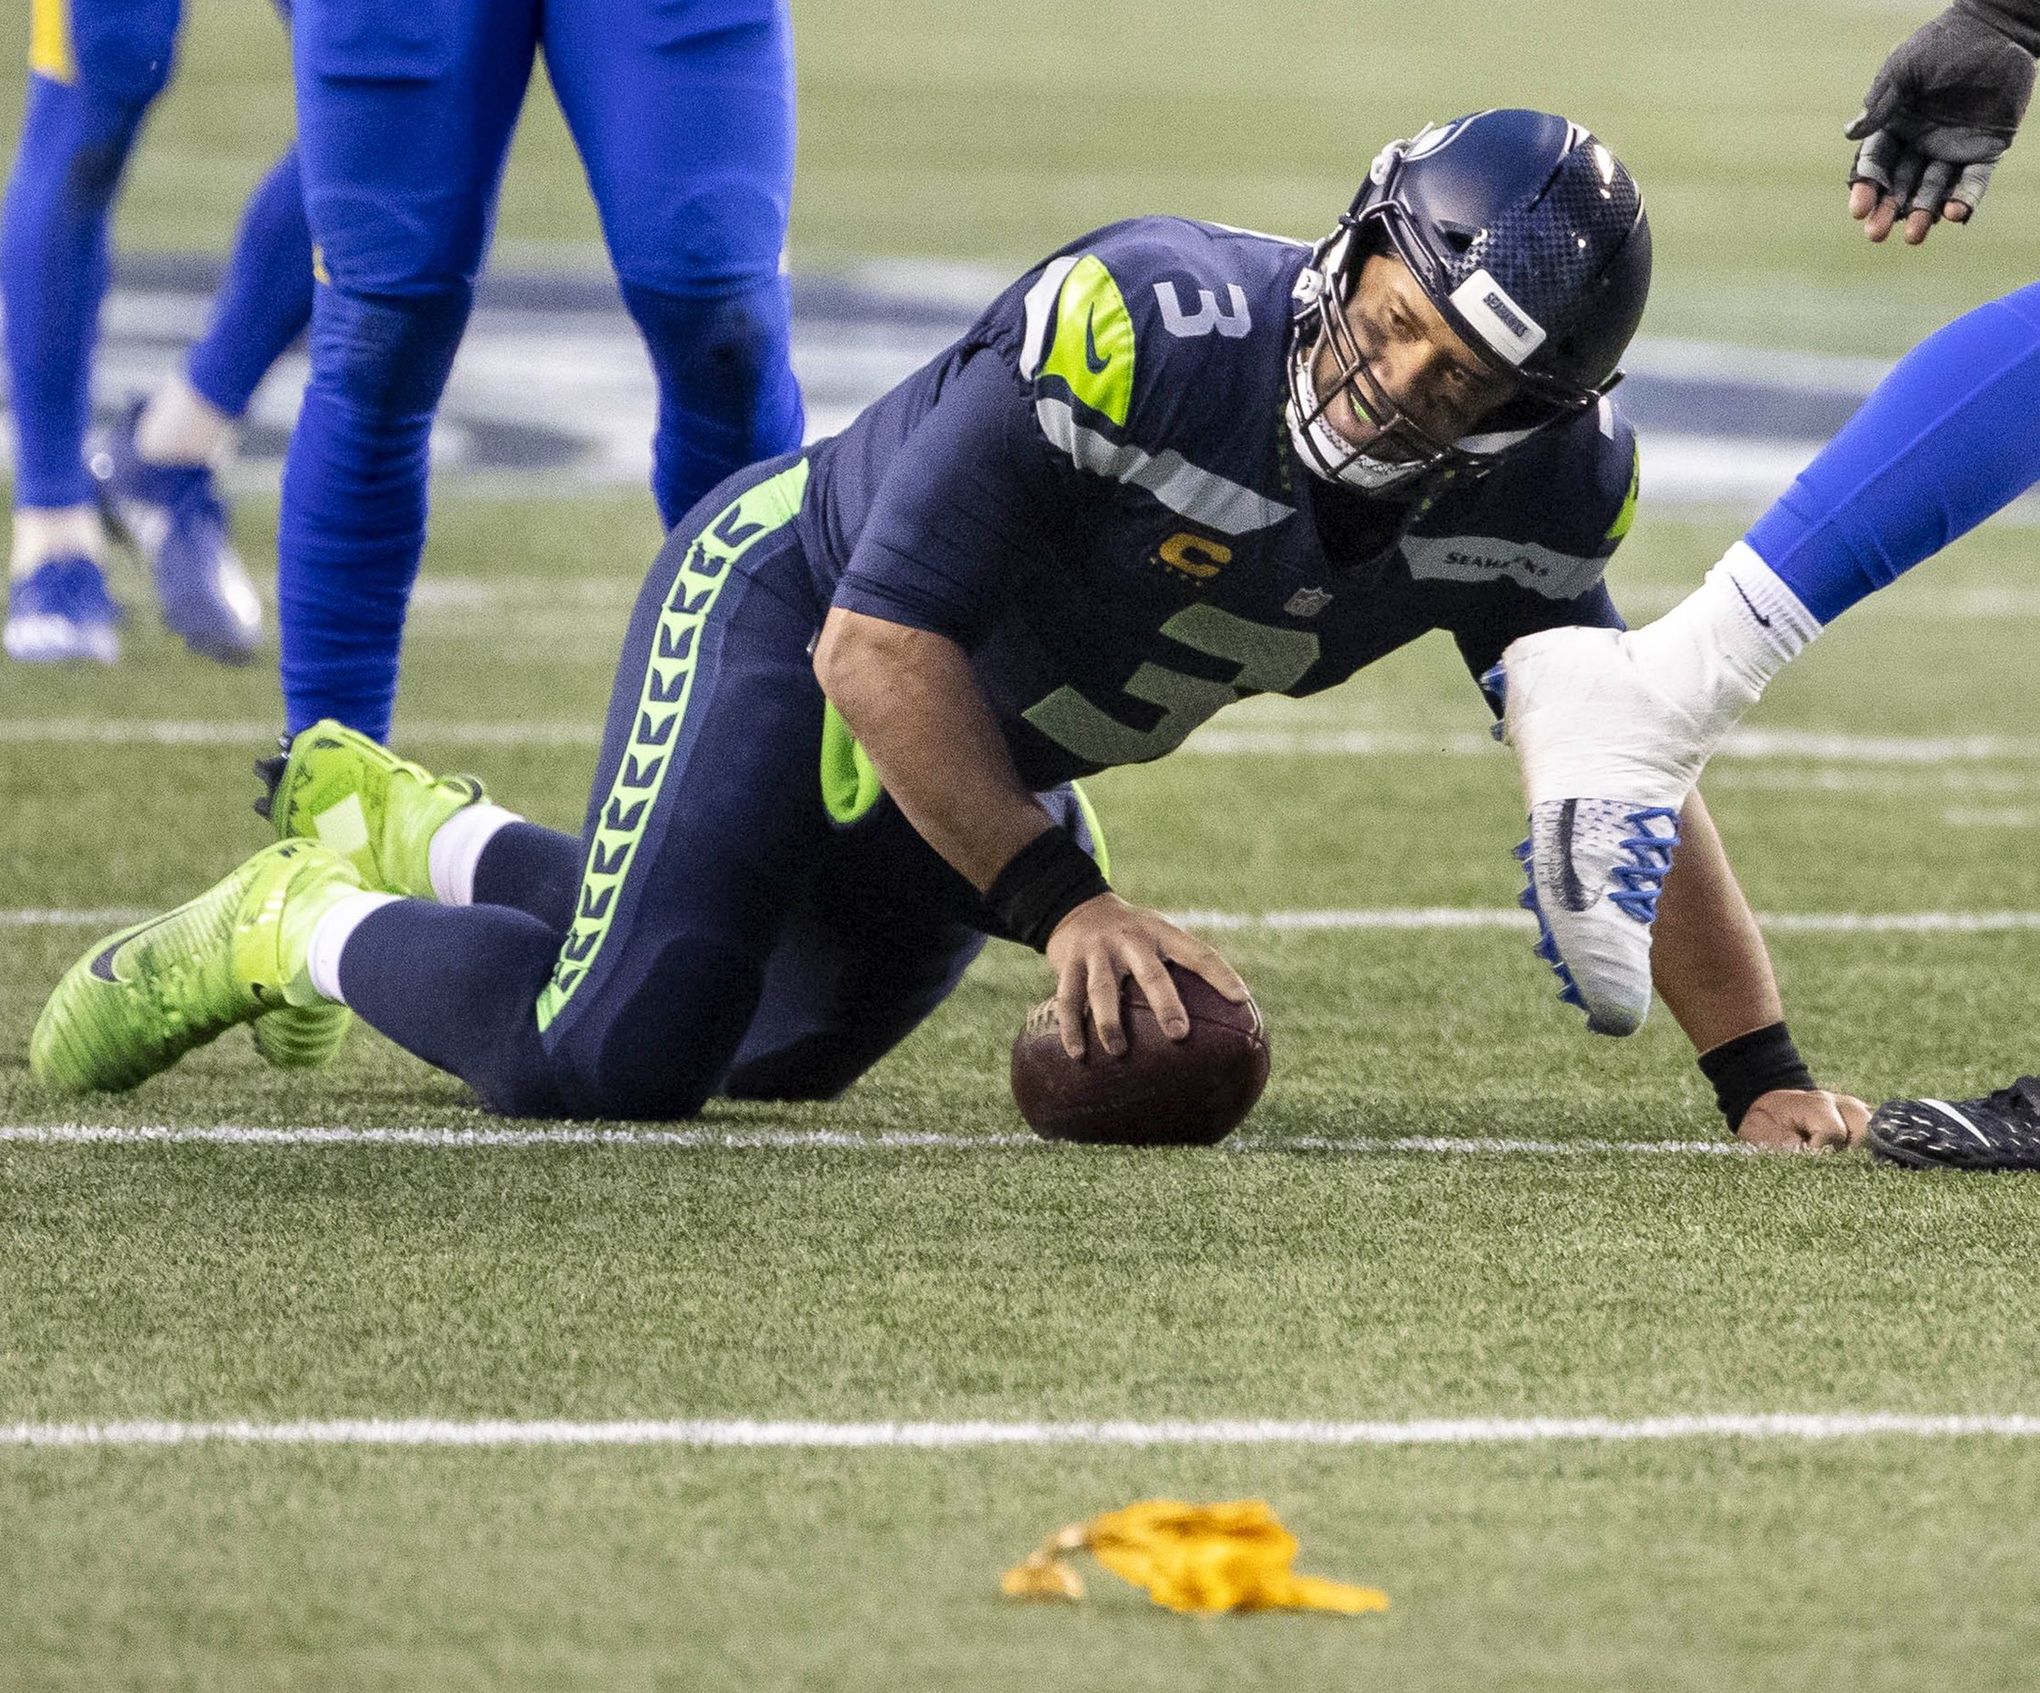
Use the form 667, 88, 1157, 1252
1489, 6, 2040, 1168
271, 0, 805, 746
31, 111, 1868, 1151
3, 0, 309, 665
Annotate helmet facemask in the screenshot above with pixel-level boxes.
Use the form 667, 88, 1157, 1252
1285, 113, 1646, 500
1285, 222, 1565, 499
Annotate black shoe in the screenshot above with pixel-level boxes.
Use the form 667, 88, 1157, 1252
1866, 1076, 2040, 1171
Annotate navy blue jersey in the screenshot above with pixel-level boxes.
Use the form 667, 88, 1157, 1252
792, 216, 1638, 789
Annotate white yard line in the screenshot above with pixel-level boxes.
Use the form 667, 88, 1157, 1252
406, 574, 2040, 623
1168, 909, 2040, 934
0, 1123, 1740, 1156
1184, 726, 2040, 762
0, 909, 150, 928
0, 718, 603, 748
8, 907, 2039, 935
7, 717, 2040, 765
6, 1412, 2040, 1450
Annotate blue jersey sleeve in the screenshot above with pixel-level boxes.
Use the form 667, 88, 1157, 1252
829, 346, 1080, 646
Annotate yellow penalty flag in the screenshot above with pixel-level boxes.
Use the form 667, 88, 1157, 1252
1001, 1499, 1389, 1616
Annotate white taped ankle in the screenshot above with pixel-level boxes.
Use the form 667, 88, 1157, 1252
10, 506, 105, 577
306, 892, 399, 1006
136, 373, 235, 468
428, 804, 523, 905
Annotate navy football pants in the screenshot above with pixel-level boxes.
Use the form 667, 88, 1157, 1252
341, 458, 1096, 1118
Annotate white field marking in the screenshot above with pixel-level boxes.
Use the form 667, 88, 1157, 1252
9, 1412, 2040, 1451
1166, 908, 2040, 936
406, 575, 636, 611
1944, 807, 2038, 829
1182, 725, 2040, 763
5, 907, 2040, 937
0, 908, 149, 928
1710, 766, 2040, 796
7, 716, 2040, 766
0, 717, 603, 749
0, 1123, 1738, 1156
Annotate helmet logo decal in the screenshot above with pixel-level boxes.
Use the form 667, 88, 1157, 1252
1402, 120, 1464, 161
1448, 269, 1548, 366
1154, 280, 1252, 340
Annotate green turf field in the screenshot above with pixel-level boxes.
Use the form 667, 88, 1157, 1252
7, 2, 2040, 1688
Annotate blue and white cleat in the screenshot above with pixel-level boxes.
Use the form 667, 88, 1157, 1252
92, 398, 263, 664
1484, 624, 1720, 1036
1511, 800, 1680, 1035
4, 556, 124, 664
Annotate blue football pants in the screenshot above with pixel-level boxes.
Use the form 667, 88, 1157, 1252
1, 0, 309, 509
1746, 282, 2040, 624
281, 0, 805, 740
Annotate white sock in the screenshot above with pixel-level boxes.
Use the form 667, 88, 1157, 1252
10, 506, 105, 579
1626, 541, 1823, 726
428, 803, 523, 905
135, 373, 235, 468
306, 891, 399, 1005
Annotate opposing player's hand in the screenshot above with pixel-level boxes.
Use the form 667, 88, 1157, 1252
1735, 1088, 1872, 1153
1846, 6, 2036, 245
1044, 893, 1249, 1060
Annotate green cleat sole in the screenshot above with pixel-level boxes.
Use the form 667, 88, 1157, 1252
250, 1002, 355, 1070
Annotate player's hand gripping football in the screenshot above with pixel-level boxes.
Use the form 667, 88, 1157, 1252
1846, 2, 2037, 244
1044, 894, 1250, 1060
1735, 1088, 1873, 1153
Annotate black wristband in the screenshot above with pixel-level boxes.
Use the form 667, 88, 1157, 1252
986, 827, 1110, 951
1697, 1022, 1818, 1132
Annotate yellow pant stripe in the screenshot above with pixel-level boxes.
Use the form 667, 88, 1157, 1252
29, 0, 76, 84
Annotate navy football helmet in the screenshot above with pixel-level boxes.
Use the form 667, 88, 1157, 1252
1287, 108, 1652, 495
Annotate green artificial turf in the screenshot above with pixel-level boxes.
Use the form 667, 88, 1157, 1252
4, 488, 2040, 1688
5, 1, 2040, 1683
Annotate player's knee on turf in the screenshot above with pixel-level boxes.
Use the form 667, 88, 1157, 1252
526, 946, 770, 1122
719, 1038, 862, 1102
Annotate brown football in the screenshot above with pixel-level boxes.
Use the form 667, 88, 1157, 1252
1010, 963, 1270, 1145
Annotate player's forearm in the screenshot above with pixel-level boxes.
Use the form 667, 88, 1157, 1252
813, 607, 1055, 891
1648, 790, 1786, 1055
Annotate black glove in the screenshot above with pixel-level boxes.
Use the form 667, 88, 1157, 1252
1846, 1, 2039, 225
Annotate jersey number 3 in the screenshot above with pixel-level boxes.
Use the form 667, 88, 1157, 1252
1023, 603, 1318, 766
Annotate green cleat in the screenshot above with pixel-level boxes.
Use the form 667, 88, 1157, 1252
257, 718, 487, 898
31, 839, 363, 1095
248, 993, 354, 1071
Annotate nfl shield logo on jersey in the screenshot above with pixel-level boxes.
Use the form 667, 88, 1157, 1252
1285, 585, 1332, 617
